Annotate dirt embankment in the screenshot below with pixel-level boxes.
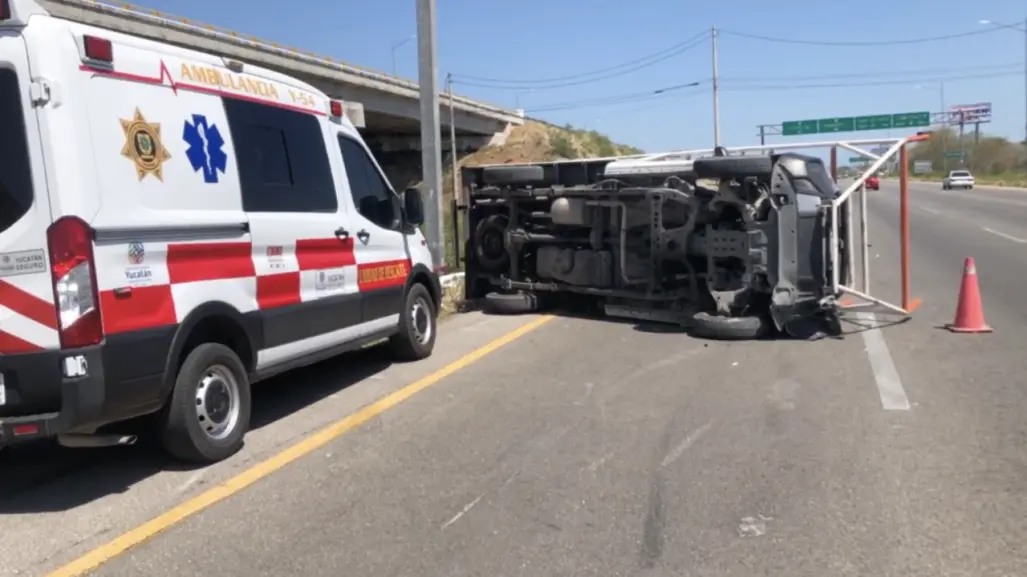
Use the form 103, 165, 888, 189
441, 121, 642, 197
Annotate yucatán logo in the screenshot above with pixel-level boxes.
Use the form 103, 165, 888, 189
125, 242, 153, 285
183, 113, 228, 184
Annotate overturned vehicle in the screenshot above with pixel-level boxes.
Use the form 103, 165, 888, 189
460, 150, 851, 339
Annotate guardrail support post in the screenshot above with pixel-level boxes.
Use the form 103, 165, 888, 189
899, 143, 910, 311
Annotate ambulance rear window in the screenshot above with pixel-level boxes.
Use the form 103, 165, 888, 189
0, 68, 32, 233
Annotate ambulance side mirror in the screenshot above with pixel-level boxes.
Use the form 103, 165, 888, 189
403, 187, 424, 226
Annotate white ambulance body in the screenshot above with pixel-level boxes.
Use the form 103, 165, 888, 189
0, 0, 440, 463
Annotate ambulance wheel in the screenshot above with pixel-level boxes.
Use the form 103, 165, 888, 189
160, 343, 251, 464
388, 283, 437, 361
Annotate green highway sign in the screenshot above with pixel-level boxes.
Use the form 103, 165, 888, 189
781, 119, 819, 136
818, 117, 855, 133
781, 111, 931, 136
944, 151, 963, 159
849, 156, 870, 163
892, 112, 931, 128
855, 114, 894, 131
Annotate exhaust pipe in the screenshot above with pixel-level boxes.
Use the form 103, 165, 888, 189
57, 434, 137, 448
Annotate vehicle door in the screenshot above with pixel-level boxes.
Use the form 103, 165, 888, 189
224, 97, 360, 369
334, 133, 411, 328
0, 31, 56, 354
0, 31, 59, 415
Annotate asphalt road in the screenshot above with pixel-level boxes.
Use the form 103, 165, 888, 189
3, 180, 1027, 577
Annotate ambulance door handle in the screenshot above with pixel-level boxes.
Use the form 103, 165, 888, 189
357, 229, 370, 243
334, 226, 350, 239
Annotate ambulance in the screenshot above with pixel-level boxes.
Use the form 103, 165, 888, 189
0, 0, 440, 463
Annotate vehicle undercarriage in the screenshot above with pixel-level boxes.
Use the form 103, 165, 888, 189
460, 152, 850, 339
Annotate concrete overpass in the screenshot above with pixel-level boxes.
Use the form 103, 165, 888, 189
36, 0, 524, 184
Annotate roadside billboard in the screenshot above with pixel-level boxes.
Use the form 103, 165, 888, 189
913, 160, 932, 174
948, 103, 992, 125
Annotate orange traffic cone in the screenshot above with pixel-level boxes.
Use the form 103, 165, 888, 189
946, 257, 992, 333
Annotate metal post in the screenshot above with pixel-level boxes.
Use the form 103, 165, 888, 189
416, 0, 444, 267
758, 125, 766, 146
958, 112, 966, 167
447, 73, 459, 267
899, 143, 910, 311
829, 146, 837, 182
860, 179, 869, 295
711, 26, 720, 148
940, 81, 948, 173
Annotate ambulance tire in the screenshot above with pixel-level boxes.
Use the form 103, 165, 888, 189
160, 343, 252, 464
388, 283, 437, 362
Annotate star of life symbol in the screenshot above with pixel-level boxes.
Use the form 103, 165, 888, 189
183, 114, 228, 183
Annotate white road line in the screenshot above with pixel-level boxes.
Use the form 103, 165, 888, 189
981, 227, 1027, 244
855, 312, 910, 411
918, 206, 940, 215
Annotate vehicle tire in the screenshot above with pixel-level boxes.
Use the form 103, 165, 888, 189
387, 283, 437, 362
482, 291, 540, 315
473, 214, 510, 272
689, 311, 771, 341
160, 343, 251, 464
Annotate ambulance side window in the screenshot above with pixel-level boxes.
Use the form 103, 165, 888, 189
224, 97, 337, 213
0, 69, 33, 233
337, 134, 399, 230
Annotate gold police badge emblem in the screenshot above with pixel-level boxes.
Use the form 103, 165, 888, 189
120, 107, 171, 182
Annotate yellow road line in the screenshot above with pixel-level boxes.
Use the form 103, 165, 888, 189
47, 314, 555, 577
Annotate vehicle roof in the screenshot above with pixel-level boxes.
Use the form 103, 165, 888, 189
23, 0, 344, 122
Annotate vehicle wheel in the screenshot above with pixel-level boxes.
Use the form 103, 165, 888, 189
388, 283, 437, 361
160, 343, 251, 464
689, 311, 771, 341
473, 215, 510, 272
482, 291, 540, 315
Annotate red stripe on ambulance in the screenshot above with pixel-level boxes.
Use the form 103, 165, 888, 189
100, 285, 178, 335
256, 271, 301, 310
0, 329, 42, 354
0, 280, 57, 330
357, 259, 410, 292
167, 241, 255, 284
295, 238, 355, 270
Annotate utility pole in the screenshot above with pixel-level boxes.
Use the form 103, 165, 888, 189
416, 0, 444, 266
958, 110, 966, 168
939, 81, 948, 173
446, 73, 459, 245
711, 25, 721, 148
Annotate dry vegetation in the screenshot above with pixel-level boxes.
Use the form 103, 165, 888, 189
432, 121, 642, 271
908, 127, 1027, 186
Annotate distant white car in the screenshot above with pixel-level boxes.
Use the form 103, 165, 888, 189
942, 170, 975, 190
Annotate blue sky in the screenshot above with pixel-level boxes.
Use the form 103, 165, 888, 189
131, 0, 1024, 155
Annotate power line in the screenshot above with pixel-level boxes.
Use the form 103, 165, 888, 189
524, 67, 1022, 114
720, 69, 1024, 90
453, 31, 710, 90
721, 62, 1023, 83
719, 26, 1006, 46
527, 84, 707, 113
